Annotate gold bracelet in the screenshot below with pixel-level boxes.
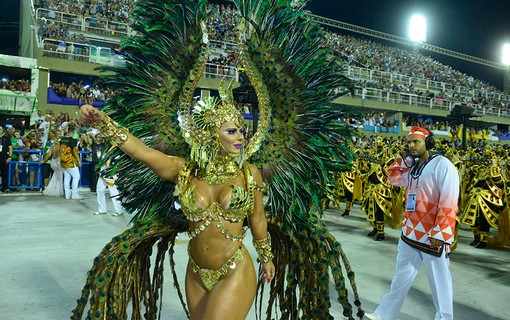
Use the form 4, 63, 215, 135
94, 112, 130, 147
253, 234, 274, 263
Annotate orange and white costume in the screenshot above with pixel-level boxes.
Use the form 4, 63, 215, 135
373, 128, 459, 320
387, 153, 459, 251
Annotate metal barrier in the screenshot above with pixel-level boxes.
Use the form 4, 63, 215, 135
6, 150, 92, 190
8, 149, 42, 190
345, 65, 510, 110
79, 151, 92, 188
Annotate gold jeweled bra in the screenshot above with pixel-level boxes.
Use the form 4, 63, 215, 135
174, 161, 256, 241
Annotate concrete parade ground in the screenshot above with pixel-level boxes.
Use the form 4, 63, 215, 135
0, 190, 508, 320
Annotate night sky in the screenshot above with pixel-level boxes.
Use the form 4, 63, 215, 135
1, 0, 509, 88
305, 0, 510, 88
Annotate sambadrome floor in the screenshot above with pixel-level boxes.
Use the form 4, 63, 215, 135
1, 190, 508, 320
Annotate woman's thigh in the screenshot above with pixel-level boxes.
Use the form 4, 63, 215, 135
186, 249, 257, 320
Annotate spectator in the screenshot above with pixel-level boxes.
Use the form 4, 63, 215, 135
60, 126, 81, 200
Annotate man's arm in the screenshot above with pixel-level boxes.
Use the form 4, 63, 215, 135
6, 145, 12, 164
430, 159, 460, 245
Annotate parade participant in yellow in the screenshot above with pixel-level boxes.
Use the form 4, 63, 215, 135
461, 145, 510, 248
361, 138, 403, 241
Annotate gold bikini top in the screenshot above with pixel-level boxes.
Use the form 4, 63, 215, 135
174, 161, 256, 241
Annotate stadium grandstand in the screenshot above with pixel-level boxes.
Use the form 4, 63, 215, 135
1, 0, 509, 146
1, 2, 509, 320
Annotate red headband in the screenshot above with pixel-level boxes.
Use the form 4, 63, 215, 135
409, 126, 429, 138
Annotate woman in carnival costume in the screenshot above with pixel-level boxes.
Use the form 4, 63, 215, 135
72, 0, 364, 319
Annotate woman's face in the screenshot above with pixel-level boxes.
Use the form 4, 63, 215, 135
218, 121, 244, 155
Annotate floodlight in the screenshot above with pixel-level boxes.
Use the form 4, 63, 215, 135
502, 43, 510, 66
409, 14, 427, 43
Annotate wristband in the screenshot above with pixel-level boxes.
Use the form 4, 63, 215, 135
253, 234, 274, 263
94, 112, 130, 147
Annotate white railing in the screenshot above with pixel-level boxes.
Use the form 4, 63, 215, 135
351, 86, 510, 118
41, 39, 238, 81
208, 40, 239, 53
345, 65, 510, 106
41, 39, 126, 66
35, 8, 132, 37
0, 90, 37, 113
83, 16, 129, 38
204, 64, 238, 81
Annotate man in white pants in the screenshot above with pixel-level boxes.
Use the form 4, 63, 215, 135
94, 175, 124, 216
365, 127, 459, 320
60, 126, 81, 199
94, 160, 124, 216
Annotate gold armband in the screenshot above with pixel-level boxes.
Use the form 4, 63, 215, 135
253, 234, 274, 263
94, 112, 129, 147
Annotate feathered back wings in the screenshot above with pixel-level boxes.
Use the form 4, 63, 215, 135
235, 0, 357, 224
233, 1, 363, 319
91, 0, 363, 318
97, 0, 210, 220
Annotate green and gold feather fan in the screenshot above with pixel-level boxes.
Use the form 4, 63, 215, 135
72, 1, 207, 319
233, 1, 362, 319
72, 0, 364, 319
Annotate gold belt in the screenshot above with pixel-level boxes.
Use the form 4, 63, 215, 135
188, 245, 244, 291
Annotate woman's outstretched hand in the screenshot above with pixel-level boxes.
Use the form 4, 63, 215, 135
78, 104, 102, 125
260, 261, 276, 283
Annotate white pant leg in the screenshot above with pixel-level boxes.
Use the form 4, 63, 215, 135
107, 184, 124, 214
69, 167, 81, 197
96, 177, 107, 213
63, 168, 72, 198
423, 250, 453, 320
375, 239, 422, 320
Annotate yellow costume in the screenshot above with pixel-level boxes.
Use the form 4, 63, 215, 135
461, 147, 509, 248
361, 141, 403, 240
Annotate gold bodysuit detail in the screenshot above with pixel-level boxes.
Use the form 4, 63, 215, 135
188, 245, 244, 291
175, 161, 256, 240
175, 161, 257, 290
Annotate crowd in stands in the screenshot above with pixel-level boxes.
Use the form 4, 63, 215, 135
39, 19, 90, 61
49, 80, 119, 106
30, 0, 510, 135
35, 1, 510, 115
207, 3, 239, 44
39, 0, 134, 25
0, 79, 31, 93
39, 18, 92, 61
325, 33, 510, 113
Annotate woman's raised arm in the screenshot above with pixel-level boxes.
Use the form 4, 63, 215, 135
78, 104, 184, 183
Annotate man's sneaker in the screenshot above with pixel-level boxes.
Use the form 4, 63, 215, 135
93, 211, 107, 215
71, 195, 82, 200
112, 212, 124, 217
